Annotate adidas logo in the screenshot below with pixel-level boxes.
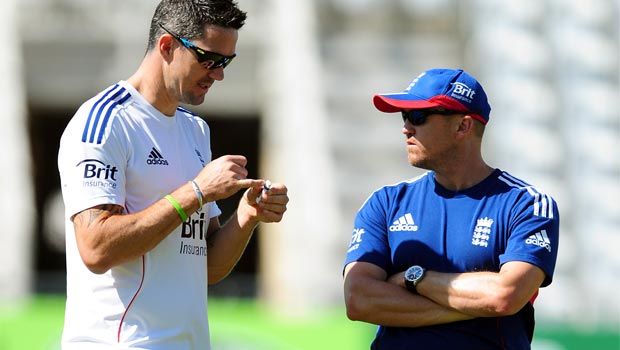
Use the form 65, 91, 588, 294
147, 147, 169, 165
525, 230, 552, 252
389, 213, 418, 232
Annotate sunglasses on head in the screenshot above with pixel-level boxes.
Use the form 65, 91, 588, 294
401, 109, 469, 126
159, 24, 236, 69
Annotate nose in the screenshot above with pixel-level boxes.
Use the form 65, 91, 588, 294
402, 120, 415, 136
208, 67, 225, 81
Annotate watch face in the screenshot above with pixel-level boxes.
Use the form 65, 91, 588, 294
405, 266, 423, 281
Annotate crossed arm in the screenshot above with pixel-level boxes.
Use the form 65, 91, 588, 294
343, 260, 545, 327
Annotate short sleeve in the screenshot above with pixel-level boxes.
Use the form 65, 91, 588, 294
343, 190, 393, 274
499, 188, 560, 287
58, 107, 127, 218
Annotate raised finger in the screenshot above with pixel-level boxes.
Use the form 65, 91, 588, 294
237, 179, 264, 190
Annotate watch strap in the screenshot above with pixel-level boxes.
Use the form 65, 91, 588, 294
405, 278, 419, 294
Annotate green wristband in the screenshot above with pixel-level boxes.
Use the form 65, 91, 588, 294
164, 194, 188, 222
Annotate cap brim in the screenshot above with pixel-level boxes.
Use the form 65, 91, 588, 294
373, 94, 440, 113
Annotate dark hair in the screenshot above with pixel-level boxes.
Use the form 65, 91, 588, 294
146, 0, 247, 52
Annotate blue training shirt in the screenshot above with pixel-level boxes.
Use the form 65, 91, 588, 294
344, 169, 559, 350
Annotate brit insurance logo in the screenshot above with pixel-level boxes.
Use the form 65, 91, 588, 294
347, 228, 365, 253
76, 159, 118, 189
471, 217, 493, 247
147, 147, 169, 166
179, 211, 208, 257
450, 82, 476, 104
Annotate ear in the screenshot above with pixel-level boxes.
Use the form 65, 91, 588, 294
455, 115, 474, 138
158, 34, 176, 62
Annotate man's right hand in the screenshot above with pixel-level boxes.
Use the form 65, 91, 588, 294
194, 155, 263, 202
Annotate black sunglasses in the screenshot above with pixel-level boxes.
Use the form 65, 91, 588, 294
401, 109, 469, 126
159, 24, 236, 69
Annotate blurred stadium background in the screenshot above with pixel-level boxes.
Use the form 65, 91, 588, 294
0, 0, 618, 349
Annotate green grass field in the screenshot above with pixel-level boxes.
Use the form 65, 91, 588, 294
1, 295, 618, 350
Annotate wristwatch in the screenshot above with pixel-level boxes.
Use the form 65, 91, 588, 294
404, 265, 426, 294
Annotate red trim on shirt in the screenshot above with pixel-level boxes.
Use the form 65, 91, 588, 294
117, 255, 146, 343
529, 290, 539, 304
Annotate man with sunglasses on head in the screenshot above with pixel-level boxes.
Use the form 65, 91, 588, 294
343, 68, 559, 350
58, 1, 289, 349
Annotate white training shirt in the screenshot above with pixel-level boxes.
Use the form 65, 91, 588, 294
58, 80, 221, 349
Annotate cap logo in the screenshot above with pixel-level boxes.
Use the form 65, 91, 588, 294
404, 72, 426, 92
451, 82, 476, 103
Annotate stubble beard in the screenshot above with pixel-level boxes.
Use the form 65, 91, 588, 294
407, 143, 457, 172
180, 89, 207, 106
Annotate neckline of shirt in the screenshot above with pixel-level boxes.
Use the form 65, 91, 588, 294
431, 168, 501, 198
118, 80, 178, 128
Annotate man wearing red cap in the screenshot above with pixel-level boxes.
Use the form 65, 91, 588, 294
343, 68, 559, 349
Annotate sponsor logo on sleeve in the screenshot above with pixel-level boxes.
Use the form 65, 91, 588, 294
347, 228, 365, 253
76, 159, 118, 189
525, 230, 552, 252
